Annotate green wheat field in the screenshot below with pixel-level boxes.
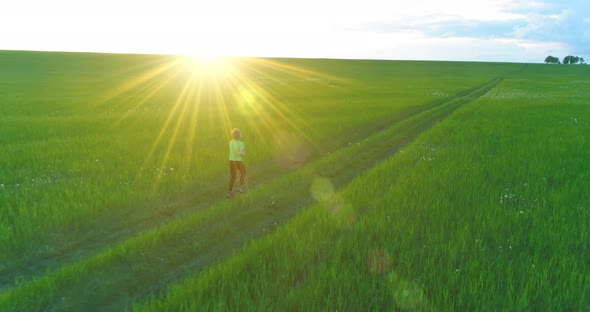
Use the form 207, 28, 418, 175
1, 50, 589, 311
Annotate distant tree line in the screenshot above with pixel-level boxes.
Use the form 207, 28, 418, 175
545, 55, 586, 64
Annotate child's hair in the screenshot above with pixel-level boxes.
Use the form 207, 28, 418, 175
231, 128, 242, 140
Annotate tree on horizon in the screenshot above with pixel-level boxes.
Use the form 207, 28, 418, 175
563, 55, 581, 64
545, 55, 586, 64
544, 55, 560, 64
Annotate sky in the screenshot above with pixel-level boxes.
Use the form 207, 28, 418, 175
1, 0, 589, 63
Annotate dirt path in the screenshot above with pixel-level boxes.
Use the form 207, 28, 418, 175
0, 100, 435, 292
0, 77, 486, 291
1, 76, 504, 311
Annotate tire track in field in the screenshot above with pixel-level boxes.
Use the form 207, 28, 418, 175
96, 76, 506, 312
0, 76, 499, 291
0, 75, 505, 311
0, 115, 414, 291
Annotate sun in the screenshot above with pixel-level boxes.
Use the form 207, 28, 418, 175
183, 54, 234, 78
195, 52, 219, 63
185, 52, 220, 66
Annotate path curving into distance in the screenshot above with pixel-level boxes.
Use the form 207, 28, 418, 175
1, 75, 506, 312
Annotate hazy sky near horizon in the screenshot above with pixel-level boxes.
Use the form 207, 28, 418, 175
1, 0, 589, 63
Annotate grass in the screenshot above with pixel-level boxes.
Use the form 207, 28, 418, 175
135, 63, 590, 311
0, 51, 515, 260
2, 50, 588, 311
0, 65, 500, 311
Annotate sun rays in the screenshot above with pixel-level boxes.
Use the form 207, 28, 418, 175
98, 55, 335, 195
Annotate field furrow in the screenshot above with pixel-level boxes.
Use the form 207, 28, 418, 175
0, 67, 505, 290
136, 64, 590, 311
0, 75, 504, 311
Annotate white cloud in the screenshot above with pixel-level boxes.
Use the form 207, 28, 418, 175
0, 0, 587, 61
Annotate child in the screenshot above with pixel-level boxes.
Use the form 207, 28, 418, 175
227, 128, 246, 198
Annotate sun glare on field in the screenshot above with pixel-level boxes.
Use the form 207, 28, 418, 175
196, 52, 219, 63
51, 49, 336, 198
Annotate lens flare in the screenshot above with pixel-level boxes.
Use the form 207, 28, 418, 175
367, 248, 393, 274
272, 131, 311, 170
387, 271, 428, 310
310, 177, 356, 227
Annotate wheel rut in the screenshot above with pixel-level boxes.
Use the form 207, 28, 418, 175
1, 76, 504, 311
